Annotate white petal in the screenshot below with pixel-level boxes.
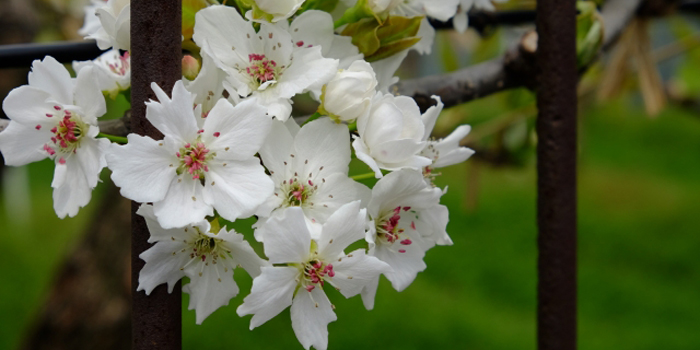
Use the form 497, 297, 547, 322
368, 169, 441, 215
137, 241, 189, 294
330, 249, 391, 299
0, 121, 51, 166
145, 81, 198, 143
193, 6, 256, 70
1, 86, 57, 126
375, 236, 427, 291
210, 228, 269, 278
202, 98, 271, 160
290, 287, 336, 350
73, 66, 107, 122
258, 119, 295, 183
369, 50, 408, 93
412, 17, 436, 55
237, 266, 299, 329
294, 118, 350, 179
453, 11, 468, 33
351, 138, 383, 178
203, 158, 274, 221
152, 176, 213, 229
274, 47, 338, 99
183, 259, 239, 324
416, 204, 452, 245
360, 276, 380, 310
136, 204, 208, 243
257, 207, 311, 264
106, 134, 177, 203
317, 201, 366, 259
52, 156, 92, 218
27, 56, 74, 105
421, 96, 444, 140
305, 174, 368, 224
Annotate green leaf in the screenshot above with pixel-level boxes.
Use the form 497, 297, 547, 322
182, 0, 209, 41
366, 37, 421, 62
376, 16, 422, 46
300, 0, 340, 13
341, 18, 382, 56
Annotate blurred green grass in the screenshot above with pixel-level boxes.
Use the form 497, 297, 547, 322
1, 93, 699, 350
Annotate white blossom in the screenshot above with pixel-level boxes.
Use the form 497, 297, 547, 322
360, 168, 450, 309
352, 92, 433, 178
183, 52, 226, 120
238, 202, 390, 350
106, 80, 274, 228
420, 96, 475, 182
321, 60, 377, 122
87, 0, 130, 51
136, 204, 268, 324
0, 56, 108, 218
193, 5, 338, 121
72, 49, 130, 98
256, 118, 370, 239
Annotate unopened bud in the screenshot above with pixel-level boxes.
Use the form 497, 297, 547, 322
182, 55, 201, 80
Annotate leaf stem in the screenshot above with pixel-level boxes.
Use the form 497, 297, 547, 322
350, 172, 376, 181
97, 132, 128, 144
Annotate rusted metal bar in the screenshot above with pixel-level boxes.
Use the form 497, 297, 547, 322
535, 0, 577, 350
131, 1, 182, 349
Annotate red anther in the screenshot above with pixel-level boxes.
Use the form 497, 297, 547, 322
400, 239, 412, 245
393, 206, 401, 214
46, 113, 53, 118
403, 206, 411, 211
197, 129, 204, 134
213, 132, 220, 137
411, 221, 416, 230
398, 249, 406, 253
308, 180, 314, 186
201, 255, 206, 261
176, 152, 181, 157
184, 143, 191, 148
53, 105, 61, 110
305, 285, 315, 292
296, 41, 304, 47
35, 124, 42, 130
58, 157, 66, 164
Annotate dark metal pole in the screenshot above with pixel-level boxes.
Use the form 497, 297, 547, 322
0, 41, 103, 69
535, 0, 577, 349
131, 0, 182, 349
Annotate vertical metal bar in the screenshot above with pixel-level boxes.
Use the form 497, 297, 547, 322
535, 0, 577, 350
131, 1, 182, 349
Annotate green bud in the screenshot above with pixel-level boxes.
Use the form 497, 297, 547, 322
340, 15, 424, 62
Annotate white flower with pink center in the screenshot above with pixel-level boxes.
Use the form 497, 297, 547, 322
256, 118, 370, 239
360, 168, 451, 310
73, 49, 131, 98
136, 204, 268, 324
238, 202, 390, 350
193, 5, 339, 121
106, 80, 274, 229
0, 56, 108, 218
419, 96, 475, 184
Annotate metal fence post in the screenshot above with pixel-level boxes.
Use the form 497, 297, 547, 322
535, 1, 578, 350
131, 1, 182, 349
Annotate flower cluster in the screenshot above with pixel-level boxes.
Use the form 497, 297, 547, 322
0, 0, 503, 348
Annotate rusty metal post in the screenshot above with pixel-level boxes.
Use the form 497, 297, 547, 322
131, 1, 182, 349
535, 1, 577, 350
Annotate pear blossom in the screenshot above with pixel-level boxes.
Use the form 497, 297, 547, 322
136, 204, 268, 324
238, 202, 391, 350
87, 0, 130, 51
78, 0, 108, 38
353, 92, 434, 178
320, 60, 377, 122
454, 0, 508, 33
256, 118, 369, 239
369, 49, 409, 93
248, 0, 306, 23
72, 49, 130, 98
193, 5, 338, 120
106, 80, 274, 229
419, 96, 475, 183
360, 168, 450, 309
0, 56, 108, 218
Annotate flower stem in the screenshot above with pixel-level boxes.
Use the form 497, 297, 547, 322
350, 172, 376, 181
97, 132, 128, 144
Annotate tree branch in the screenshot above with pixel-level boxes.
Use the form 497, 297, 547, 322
395, 0, 645, 112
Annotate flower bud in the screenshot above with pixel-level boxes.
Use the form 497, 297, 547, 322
252, 0, 305, 22
182, 55, 201, 80
321, 60, 378, 122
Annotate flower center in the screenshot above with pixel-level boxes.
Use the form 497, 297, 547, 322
375, 206, 414, 253
176, 139, 214, 180
301, 258, 334, 292
177, 227, 236, 278
246, 54, 279, 87
280, 177, 315, 207
43, 107, 87, 163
